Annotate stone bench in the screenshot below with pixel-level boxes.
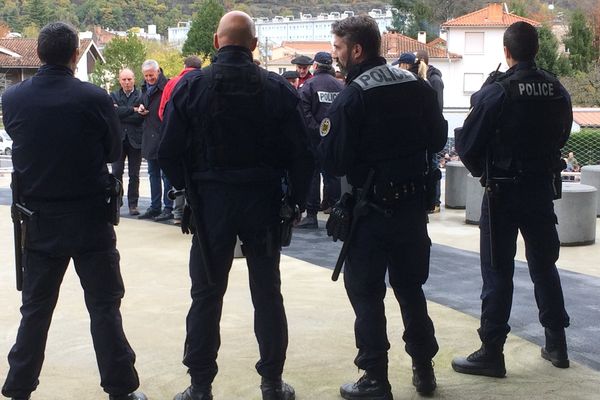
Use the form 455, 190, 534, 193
554, 183, 597, 246
444, 160, 468, 209
465, 173, 485, 225
580, 165, 600, 217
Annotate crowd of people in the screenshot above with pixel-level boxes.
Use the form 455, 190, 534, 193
1, 14, 574, 400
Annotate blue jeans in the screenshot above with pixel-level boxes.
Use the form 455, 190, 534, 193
147, 159, 173, 212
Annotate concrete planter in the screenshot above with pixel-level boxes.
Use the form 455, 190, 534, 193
445, 160, 468, 209
580, 165, 600, 217
554, 183, 597, 246
465, 173, 485, 225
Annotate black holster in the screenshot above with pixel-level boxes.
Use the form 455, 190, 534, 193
424, 168, 442, 211
106, 174, 123, 226
279, 200, 297, 247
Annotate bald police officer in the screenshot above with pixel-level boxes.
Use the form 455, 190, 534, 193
320, 16, 447, 399
159, 11, 313, 400
452, 22, 572, 378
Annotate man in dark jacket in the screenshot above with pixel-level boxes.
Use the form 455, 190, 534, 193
291, 55, 313, 88
1, 22, 145, 400
320, 15, 447, 399
111, 68, 144, 216
297, 51, 344, 228
138, 59, 173, 221
159, 11, 313, 400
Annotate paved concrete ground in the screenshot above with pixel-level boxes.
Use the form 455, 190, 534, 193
0, 172, 599, 399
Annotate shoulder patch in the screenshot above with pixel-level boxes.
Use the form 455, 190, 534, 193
353, 64, 417, 91
320, 118, 331, 137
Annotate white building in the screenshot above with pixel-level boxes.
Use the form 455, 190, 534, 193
256, 9, 396, 45
168, 21, 192, 47
440, 3, 540, 108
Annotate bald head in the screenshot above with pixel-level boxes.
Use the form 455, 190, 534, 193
214, 11, 257, 50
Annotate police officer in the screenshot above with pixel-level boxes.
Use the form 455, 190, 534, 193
452, 22, 572, 378
320, 16, 447, 399
297, 51, 345, 229
1, 22, 146, 400
158, 11, 313, 400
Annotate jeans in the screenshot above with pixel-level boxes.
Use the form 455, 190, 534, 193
147, 158, 173, 212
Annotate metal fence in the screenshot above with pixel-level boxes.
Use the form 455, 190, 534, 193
562, 128, 600, 167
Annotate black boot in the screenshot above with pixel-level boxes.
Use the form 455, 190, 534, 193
109, 391, 148, 400
260, 377, 295, 400
541, 328, 569, 368
451, 344, 506, 378
173, 385, 213, 400
339, 371, 393, 400
412, 360, 436, 395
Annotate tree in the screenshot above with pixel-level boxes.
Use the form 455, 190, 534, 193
23, 0, 51, 30
90, 33, 147, 92
182, 0, 225, 60
536, 25, 572, 76
146, 41, 184, 78
563, 10, 596, 72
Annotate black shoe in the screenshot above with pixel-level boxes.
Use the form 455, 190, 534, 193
138, 208, 161, 219
541, 328, 569, 368
412, 360, 436, 395
260, 377, 295, 400
295, 214, 318, 229
154, 210, 174, 221
173, 385, 213, 400
340, 372, 393, 400
11, 397, 30, 400
109, 391, 148, 400
129, 206, 140, 216
451, 345, 506, 378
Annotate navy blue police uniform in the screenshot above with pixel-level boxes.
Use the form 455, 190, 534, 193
1, 64, 140, 399
319, 57, 447, 378
158, 45, 313, 389
456, 61, 572, 348
299, 68, 345, 214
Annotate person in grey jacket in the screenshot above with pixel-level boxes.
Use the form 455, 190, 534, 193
111, 68, 144, 216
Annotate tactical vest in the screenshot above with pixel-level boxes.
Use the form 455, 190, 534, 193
492, 66, 567, 174
348, 63, 430, 183
191, 62, 286, 172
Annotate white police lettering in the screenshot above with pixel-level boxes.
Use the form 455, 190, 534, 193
354, 65, 417, 91
317, 91, 339, 103
517, 82, 555, 97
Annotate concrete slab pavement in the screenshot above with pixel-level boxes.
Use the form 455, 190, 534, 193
0, 173, 599, 399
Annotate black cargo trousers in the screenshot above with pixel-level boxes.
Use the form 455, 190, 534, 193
182, 179, 289, 387
2, 199, 139, 399
343, 190, 439, 378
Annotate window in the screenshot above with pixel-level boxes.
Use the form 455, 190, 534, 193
463, 73, 484, 93
464, 32, 484, 54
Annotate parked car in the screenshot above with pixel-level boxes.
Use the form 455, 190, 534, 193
0, 129, 12, 155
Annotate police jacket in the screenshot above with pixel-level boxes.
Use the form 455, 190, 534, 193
2, 64, 121, 201
158, 45, 314, 208
319, 57, 447, 187
456, 61, 572, 178
111, 87, 144, 149
299, 68, 345, 150
141, 72, 168, 160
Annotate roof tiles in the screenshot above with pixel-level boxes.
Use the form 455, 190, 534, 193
442, 3, 540, 28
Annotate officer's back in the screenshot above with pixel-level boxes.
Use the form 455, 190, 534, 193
3, 38, 120, 200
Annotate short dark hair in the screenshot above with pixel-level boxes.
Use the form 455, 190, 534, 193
503, 21, 538, 62
37, 22, 79, 66
184, 56, 203, 69
331, 15, 381, 60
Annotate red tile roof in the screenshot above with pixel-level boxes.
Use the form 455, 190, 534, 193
280, 41, 332, 54
442, 3, 540, 28
382, 32, 460, 60
573, 110, 600, 128
0, 38, 97, 68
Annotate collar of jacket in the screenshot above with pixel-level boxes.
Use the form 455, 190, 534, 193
36, 64, 74, 77
213, 45, 254, 64
142, 72, 168, 92
508, 60, 537, 73
346, 56, 387, 83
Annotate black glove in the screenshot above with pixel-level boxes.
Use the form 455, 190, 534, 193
326, 192, 355, 242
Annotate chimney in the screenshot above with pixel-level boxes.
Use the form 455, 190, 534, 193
488, 3, 503, 23
418, 31, 427, 44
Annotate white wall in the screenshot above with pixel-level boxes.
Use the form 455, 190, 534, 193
75, 55, 89, 82
442, 26, 508, 108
